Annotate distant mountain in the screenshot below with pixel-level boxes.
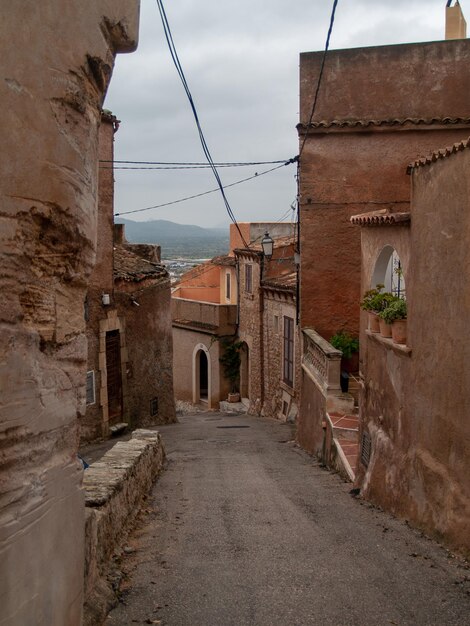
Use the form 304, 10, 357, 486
116, 218, 229, 259
116, 218, 227, 242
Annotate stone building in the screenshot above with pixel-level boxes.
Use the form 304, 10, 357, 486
172, 254, 238, 409
172, 222, 297, 412
83, 112, 175, 442
351, 137, 470, 555
0, 3, 140, 624
297, 36, 470, 457
234, 228, 300, 419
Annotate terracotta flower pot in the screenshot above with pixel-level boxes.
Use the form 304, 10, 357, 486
368, 312, 380, 333
391, 319, 407, 345
379, 318, 392, 338
228, 392, 240, 403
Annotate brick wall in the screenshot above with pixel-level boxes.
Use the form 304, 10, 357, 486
298, 39, 470, 341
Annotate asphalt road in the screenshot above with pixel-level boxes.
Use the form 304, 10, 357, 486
106, 412, 470, 626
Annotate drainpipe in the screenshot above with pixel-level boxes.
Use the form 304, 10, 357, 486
259, 252, 265, 414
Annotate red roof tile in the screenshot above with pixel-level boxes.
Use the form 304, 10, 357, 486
350, 209, 411, 227
298, 117, 470, 131
114, 245, 168, 283
407, 137, 470, 172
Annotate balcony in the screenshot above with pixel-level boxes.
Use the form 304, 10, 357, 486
172, 297, 237, 336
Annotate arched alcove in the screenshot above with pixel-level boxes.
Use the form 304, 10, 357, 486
372, 246, 406, 298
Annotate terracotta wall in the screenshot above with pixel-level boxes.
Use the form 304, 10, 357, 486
230, 222, 295, 250
299, 39, 470, 341
0, 2, 140, 624
357, 146, 470, 554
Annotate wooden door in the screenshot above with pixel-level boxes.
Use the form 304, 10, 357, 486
106, 330, 123, 424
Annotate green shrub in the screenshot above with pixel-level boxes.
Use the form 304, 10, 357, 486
330, 331, 359, 359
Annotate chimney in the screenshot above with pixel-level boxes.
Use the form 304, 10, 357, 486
114, 223, 126, 244
446, 1, 467, 39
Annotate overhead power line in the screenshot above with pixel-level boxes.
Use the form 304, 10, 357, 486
155, 0, 249, 247
298, 0, 339, 159
100, 159, 289, 168
114, 159, 296, 217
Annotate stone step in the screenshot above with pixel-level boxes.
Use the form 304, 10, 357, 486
109, 422, 128, 436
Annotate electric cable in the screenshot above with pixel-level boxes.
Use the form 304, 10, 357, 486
100, 159, 289, 167
155, 0, 249, 247
114, 160, 294, 217
298, 0, 339, 159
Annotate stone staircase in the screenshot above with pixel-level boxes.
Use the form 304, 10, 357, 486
325, 411, 359, 482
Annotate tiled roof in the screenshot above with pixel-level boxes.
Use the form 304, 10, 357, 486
407, 137, 470, 172
114, 245, 168, 282
350, 210, 411, 227
262, 271, 297, 292
298, 117, 470, 131
211, 254, 236, 267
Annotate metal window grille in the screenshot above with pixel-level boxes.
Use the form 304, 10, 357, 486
86, 370, 95, 405
283, 316, 294, 387
361, 431, 372, 467
245, 264, 252, 294
150, 397, 158, 417
226, 272, 231, 300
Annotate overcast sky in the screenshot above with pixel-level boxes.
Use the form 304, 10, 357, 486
104, 0, 468, 228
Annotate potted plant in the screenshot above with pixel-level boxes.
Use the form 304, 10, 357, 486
219, 339, 243, 402
377, 295, 400, 338
361, 284, 383, 332
380, 298, 407, 344
330, 331, 359, 374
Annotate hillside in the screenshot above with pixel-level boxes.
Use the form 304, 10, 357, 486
116, 218, 230, 259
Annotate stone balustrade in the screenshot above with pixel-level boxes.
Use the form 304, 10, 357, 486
302, 328, 342, 394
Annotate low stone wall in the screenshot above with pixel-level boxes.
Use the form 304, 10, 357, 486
83, 429, 165, 626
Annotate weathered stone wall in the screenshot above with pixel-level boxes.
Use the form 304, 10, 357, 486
83, 429, 165, 625
116, 277, 176, 428
357, 145, 470, 555
237, 252, 263, 414
299, 39, 470, 341
0, 3, 139, 624
83, 115, 120, 441
262, 292, 300, 421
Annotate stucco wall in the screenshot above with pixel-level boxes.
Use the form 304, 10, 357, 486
172, 327, 228, 409
358, 146, 470, 554
0, 2, 140, 624
299, 39, 470, 341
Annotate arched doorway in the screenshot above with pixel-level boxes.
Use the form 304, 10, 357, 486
239, 342, 249, 401
199, 350, 208, 400
192, 344, 211, 407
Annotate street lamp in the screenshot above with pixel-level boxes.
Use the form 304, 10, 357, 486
261, 231, 274, 259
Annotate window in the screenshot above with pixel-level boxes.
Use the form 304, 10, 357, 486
245, 264, 253, 294
150, 397, 159, 417
86, 371, 95, 405
226, 272, 231, 300
283, 316, 294, 387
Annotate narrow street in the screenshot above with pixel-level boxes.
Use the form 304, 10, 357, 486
106, 413, 470, 626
